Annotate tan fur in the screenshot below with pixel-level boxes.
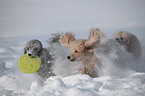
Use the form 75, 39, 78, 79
60, 32, 75, 48
112, 31, 142, 58
59, 28, 104, 77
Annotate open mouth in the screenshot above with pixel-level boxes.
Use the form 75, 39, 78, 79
27, 54, 37, 58
70, 59, 75, 62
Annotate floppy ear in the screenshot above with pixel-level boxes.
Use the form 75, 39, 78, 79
59, 32, 75, 48
38, 49, 43, 57
84, 28, 101, 52
24, 48, 27, 54
124, 39, 130, 45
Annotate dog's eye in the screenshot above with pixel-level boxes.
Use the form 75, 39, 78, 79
74, 51, 78, 53
86, 47, 91, 50
120, 37, 123, 41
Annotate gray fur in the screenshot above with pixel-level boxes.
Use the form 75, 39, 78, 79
24, 39, 55, 82
47, 33, 61, 46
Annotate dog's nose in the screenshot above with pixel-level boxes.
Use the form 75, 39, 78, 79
67, 56, 71, 60
28, 53, 32, 57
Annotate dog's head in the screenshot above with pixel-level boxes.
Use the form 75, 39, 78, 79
24, 39, 43, 57
59, 28, 101, 62
112, 31, 131, 46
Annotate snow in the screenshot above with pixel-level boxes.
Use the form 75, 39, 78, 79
0, 0, 145, 96
26, 74, 145, 96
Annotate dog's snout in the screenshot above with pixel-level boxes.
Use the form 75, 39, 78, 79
67, 56, 76, 61
28, 53, 32, 57
67, 56, 71, 60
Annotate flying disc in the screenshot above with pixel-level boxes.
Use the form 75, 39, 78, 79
18, 54, 41, 74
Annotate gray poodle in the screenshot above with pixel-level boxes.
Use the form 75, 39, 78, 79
24, 39, 55, 82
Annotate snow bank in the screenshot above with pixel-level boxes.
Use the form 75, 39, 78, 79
27, 73, 145, 96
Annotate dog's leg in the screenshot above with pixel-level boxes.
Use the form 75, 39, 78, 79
78, 67, 84, 74
78, 64, 98, 77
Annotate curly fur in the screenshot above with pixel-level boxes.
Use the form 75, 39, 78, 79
24, 39, 54, 82
59, 28, 105, 77
112, 31, 142, 58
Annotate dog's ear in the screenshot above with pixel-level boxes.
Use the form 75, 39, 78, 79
84, 28, 101, 52
24, 48, 27, 54
124, 39, 130, 45
37, 48, 43, 57
59, 32, 75, 48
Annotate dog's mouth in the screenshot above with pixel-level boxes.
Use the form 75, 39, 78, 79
27, 54, 37, 58
70, 59, 76, 62
28, 55, 37, 58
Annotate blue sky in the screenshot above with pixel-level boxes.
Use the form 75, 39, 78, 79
0, 0, 145, 38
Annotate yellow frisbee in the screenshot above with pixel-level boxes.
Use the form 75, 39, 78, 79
18, 54, 41, 74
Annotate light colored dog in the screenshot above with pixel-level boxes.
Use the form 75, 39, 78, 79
112, 31, 142, 58
59, 28, 105, 77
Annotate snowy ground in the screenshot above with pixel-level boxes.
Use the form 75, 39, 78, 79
0, 34, 145, 96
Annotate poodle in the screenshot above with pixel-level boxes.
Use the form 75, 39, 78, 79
112, 31, 142, 58
59, 28, 106, 77
24, 39, 55, 82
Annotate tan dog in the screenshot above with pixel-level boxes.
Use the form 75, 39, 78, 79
112, 31, 142, 58
59, 28, 105, 77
